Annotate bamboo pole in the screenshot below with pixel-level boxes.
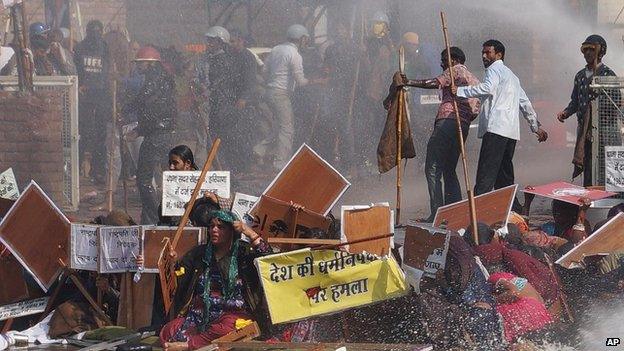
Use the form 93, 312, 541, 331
395, 46, 405, 226
440, 12, 479, 244
106, 67, 117, 212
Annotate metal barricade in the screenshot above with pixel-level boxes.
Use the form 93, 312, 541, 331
590, 76, 624, 186
0, 75, 79, 211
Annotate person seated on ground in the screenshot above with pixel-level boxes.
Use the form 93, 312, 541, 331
434, 235, 504, 349
489, 272, 554, 344
158, 209, 272, 351
538, 198, 592, 247
465, 223, 560, 313
507, 212, 568, 257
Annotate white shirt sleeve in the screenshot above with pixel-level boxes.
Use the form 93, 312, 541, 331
457, 66, 500, 98
518, 86, 540, 133
290, 51, 309, 87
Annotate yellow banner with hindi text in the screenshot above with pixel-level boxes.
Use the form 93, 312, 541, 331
255, 249, 409, 324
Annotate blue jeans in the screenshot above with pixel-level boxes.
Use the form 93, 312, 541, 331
424, 118, 469, 220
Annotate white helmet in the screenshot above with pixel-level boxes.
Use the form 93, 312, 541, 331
286, 24, 309, 40
370, 11, 389, 24
205, 26, 230, 43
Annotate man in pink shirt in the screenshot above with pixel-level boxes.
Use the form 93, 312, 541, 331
398, 47, 480, 222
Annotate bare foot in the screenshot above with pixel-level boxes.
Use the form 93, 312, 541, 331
163, 342, 189, 351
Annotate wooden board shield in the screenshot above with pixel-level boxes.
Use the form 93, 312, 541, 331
402, 225, 451, 278
0, 181, 70, 291
255, 144, 350, 216
522, 181, 614, 205
0, 254, 30, 305
143, 226, 205, 273
557, 212, 624, 269
340, 204, 393, 256
433, 185, 517, 231
249, 195, 330, 240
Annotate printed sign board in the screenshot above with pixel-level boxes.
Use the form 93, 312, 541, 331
605, 147, 624, 192
98, 226, 142, 273
70, 224, 99, 271
162, 171, 230, 216
0, 297, 48, 321
0, 168, 19, 200
231, 193, 259, 226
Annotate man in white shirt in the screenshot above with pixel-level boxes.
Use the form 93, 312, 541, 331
453, 40, 548, 211
261, 24, 325, 170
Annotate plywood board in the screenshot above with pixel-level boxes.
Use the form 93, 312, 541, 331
402, 225, 451, 278
433, 185, 517, 231
255, 144, 350, 216
557, 212, 624, 269
143, 226, 205, 273
0, 198, 14, 218
0, 254, 30, 305
117, 273, 155, 330
0, 181, 70, 292
249, 195, 330, 240
341, 204, 393, 256
522, 181, 614, 205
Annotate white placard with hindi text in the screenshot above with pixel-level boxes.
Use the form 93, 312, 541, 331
0, 297, 48, 321
0, 168, 19, 200
70, 224, 100, 271
98, 226, 142, 273
605, 146, 624, 192
231, 193, 258, 226
161, 171, 231, 216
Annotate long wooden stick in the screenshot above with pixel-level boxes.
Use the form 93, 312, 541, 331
440, 12, 479, 244
395, 46, 406, 226
313, 233, 393, 251
107, 71, 117, 212
171, 138, 221, 249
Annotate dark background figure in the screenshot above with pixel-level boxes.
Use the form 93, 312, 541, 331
74, 20, 112, 184
196, 26, 239, 172
321, 22, 360, 173
123, 46, 175, 224
556, 34, 620, 186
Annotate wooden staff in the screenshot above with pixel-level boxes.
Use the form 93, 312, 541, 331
106, 67, 118, 212
395, 46, 405, 226
440, 12, 478, 244
312, 233, 393, 251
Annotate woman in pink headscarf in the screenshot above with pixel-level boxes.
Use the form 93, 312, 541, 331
489, 272, 553, 343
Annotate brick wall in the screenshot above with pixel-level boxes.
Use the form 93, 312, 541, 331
0, 92, 65, 205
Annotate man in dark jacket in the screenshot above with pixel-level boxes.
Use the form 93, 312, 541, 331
124, 46, 175, 224
74, 20, 111, 184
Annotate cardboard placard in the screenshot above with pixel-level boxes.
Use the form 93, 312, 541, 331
402, 225, 451, 278
255, 249, 408, 324
254, 144, 350, 216
0, 181, 70, 292
0, 168, 19, 200
340, 203, 394, 256
98, 226, 143, 273
522, 181, 615, 205
249, 195, 330, 240
142, 226, 205, 273
0, 297, 48, 321
231, 193, 259, 226
556, 212, 624, 269
434, 185, 517, 231
70, 224, 100, 271
605, 147, 624, 192
161, 171, 231, 216
0, 254, 30, 305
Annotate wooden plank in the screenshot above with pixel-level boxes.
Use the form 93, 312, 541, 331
341, 204, 392, 256
433, 185, 517, 231
256, 144, 350, 216
402, 225, 450, 277
522, 181, 614, 205
117, 273, 155, 330
210, 321, 260, 351
143, 227, 205, 272
0, 254, 30, 305
211, 341, 433, 351
266, 238, 340, 245
249, 195, 330, 240
557, 212, 624, 269
0, 181, 70, 291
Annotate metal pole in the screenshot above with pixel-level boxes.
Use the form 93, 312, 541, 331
440, 12, 478, 243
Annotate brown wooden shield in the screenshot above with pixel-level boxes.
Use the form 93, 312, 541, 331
258, 144, 350, 216
340, 205, 393, 256
402, 225, 450, 276
0, 181, 70, 291
433, 185, 517, 231
143, 226, 205, 272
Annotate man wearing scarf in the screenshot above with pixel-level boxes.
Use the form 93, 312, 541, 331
74, 20, 112, 184
556, 34, 620, 186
